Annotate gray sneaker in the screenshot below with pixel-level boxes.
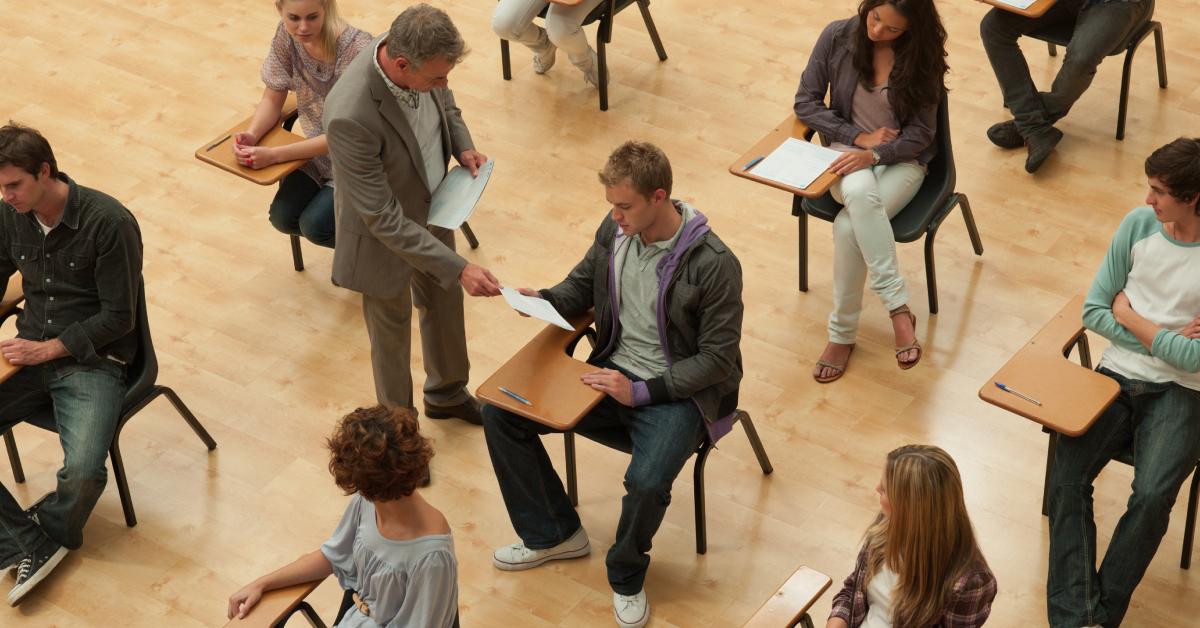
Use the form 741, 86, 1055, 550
575, 48, 607, 88
493, 526, 590, 571
8, 543, 68, 606
531, 28, 557, 74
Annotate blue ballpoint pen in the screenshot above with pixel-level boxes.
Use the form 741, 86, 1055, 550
995, 382, 1042, 406
499, 386, 533, 406
742, 155, 765, 171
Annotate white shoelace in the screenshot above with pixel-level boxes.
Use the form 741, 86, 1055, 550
14, 557, 33, 582
616, 594, 641, 613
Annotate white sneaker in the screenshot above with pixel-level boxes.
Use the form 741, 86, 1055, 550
613, 590, 649, 628
574, 48, 607, 88
531, 28, 557, 74
493, 527, 590, 571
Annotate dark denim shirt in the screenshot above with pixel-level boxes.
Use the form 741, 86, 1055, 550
0, 173, 143, 366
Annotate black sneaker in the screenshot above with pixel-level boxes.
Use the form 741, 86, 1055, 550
1025, 127, 1064, 173
7, 543, 68, 606
986, 120, 1023, 149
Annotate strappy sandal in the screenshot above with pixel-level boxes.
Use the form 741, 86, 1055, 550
813, 343, 855, 384
890, 305, 922, 370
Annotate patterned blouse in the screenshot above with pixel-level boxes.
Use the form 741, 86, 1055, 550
261, 22, 372, 185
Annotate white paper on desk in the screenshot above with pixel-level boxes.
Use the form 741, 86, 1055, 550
748, 137, 841, 191
501, 288, 574, 331
992, 0, 1036, 9
427, 159, 495, 229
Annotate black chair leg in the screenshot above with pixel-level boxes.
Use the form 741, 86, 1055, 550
694, 442, 710, 555
799, 614, 816, 628
109, 437, 137, 527
1116, 44, 1138, 141
597, 27, 609, 111
795, 197, 808, 292
500, 39, 512, 81
1077, 333, 1093, 370
1048, 42, 1057, 57
1042, 431, 1058, 517
274, 601, 329, 628
958, 194, 984, 256
924, 228, 939, 315
565, 432, 578, 507
636, 0, 668, 61
1183, 464, 1198, 569
738, 412, 774, 475
461, 221, 480, 250
4, 430, 25, 483
1153, 23, 1167, 88
290, 235, 304, 272
160, 387, 218, 450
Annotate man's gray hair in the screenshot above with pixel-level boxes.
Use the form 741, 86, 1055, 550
385, 4, 467, 66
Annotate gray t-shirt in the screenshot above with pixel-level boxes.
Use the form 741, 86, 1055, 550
609, 202, 696, 380
320, 494, 458, 628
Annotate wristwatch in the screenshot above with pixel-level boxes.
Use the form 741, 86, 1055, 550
871, 150, 881, 165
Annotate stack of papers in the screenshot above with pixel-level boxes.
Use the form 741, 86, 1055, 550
748, 138, 841, 191
427, 160, 495, 229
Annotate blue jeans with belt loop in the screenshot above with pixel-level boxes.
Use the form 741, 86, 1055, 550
1047, 367, 1200, 627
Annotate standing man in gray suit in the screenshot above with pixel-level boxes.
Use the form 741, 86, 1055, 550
323, 4, 500, 430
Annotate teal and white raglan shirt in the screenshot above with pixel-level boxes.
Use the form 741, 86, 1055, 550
1083, 207, 1200, 391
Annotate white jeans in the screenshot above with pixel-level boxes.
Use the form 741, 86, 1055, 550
827, 163, 926, 344
492, 0, 605, 63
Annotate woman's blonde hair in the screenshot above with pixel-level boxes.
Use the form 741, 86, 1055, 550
862, 445, 987, 626
276, 0, 346, 61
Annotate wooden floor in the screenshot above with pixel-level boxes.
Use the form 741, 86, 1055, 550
2, 0, 1198, 625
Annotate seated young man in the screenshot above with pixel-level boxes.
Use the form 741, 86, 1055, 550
482, 141, 743, 628
0, 123, 143, 605
1049, 137, 1200, 627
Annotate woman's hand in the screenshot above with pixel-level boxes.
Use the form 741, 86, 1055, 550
854, 127, 899, 149
233, 144, 281, 170
830, 150, 874, 176
1180, 314, 1200, 339
227, 582, 265, 620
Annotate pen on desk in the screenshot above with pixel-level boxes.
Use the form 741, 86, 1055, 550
206, 134, 232, 152
742, 155, 765, 171
995, 382, 1042, 406
499, 386, 533, 406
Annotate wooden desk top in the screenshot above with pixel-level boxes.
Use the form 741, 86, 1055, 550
743, 566, 832, 628
980, 0, 1056, 19
194, 96, 306, 186
222, 579, 323, 628
476, 312, 604, 430
729, 115, 839, 199
978, 295, 1119, 437
1, 274, 23, 384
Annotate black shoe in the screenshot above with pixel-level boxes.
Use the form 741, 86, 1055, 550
7, 542, 68, 606
1025, 127, 1063, 173
425, 397, 483, 426
986, 120, 1023, 149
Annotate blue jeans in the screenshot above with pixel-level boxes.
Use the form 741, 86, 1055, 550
1047, 368, 1200, 627
269, 171, 335, 248
0, 360, 125, 564
482, 362, 705, 595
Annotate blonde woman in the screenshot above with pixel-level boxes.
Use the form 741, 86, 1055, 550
828, 445, 996, 628
233, 0, 371, 248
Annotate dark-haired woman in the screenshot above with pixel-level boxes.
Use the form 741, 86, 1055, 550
794, 0, 948, 383
226, 406, 458, 627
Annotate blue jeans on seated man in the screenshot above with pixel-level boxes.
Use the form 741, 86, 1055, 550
0, 360, 125, 565
269, 171, 335, 249
1047, 367, 1200, 628
482, 361, 705, 596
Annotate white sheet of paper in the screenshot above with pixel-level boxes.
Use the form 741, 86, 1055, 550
748, 137, 841, 191
427, 159, 495, 229
501, 288, 575, 331
992, 0, 1036, 9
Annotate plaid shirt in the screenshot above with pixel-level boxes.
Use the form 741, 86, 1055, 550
829, 545, 997, 627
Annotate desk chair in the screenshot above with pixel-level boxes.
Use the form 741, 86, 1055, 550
563, 409, 774, 555
278, 113, 481, 273
796, 93, 983, 314
2, 283, 217, 527
1039, 325, 1199, 570
1029, 0, 1166, 140
498, 0, 668, 111
742, 566, 833, 628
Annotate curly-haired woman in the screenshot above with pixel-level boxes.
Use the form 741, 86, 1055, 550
226, 406, 458, 627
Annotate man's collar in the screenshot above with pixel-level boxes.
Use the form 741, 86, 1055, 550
27, 172, 77, 230
372, 39, 420, 109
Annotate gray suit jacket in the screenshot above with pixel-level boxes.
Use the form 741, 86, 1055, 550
323, 35, 475, 298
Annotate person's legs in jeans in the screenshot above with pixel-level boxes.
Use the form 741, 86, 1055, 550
1046, 368, 1135, 628
0, 367, 55, 568
980, 0, 1082, 136
35, 362, 125, 550
545, 0, 605, 67
492, 0, 553, 50
482, 398, 624, 548
268, 171, 321, 243
1095, 381, 1200, 626
296, 184, 335, 249
1040, 0, 1150, 124
605, 398, 704, 595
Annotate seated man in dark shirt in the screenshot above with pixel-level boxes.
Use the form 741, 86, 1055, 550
0, 122, 143, 605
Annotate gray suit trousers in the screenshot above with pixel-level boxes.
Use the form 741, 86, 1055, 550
361, 227, 470, 411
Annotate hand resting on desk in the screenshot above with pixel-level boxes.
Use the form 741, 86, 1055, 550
581, 369, 633, 407
232, 135, 283, 170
